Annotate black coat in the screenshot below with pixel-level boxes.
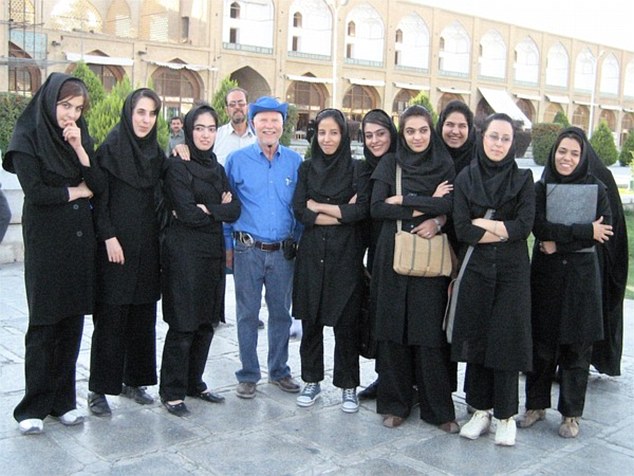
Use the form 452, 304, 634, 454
370, 154, 454, 347
292, 160, 369, 326
450, 167, 535, 371
160, 159, 240, 331
93, 157, 164, 305
530, 178, 610, 346
12, 153, 99, 324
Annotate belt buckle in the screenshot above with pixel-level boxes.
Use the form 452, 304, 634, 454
238, 232, 254, 246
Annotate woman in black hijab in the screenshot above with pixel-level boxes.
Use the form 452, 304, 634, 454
88, 88, 165, 416
370, 105, 457, 431
520, 127, 612, 438
451, 113, 535, 446
3, 73, 98, 434
356, 109, 397, 400
158, 104, 240, 416
292, 109, 369, 413
436, 100, 477, 176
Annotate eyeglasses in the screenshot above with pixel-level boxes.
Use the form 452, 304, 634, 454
193, 125, 217, 133
485, 133, 512, 144
227, 101, 246, 108
364, 128, 389, 141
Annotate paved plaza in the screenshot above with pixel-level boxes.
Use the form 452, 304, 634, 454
0, 261, 633, 475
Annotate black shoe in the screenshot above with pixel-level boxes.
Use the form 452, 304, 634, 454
258, 319, 265, 330
121, 385, 154, 405
358, 379, 379, 400
190, 390, 225, 403
88, 392, 112, 417
162, 399, 189, 417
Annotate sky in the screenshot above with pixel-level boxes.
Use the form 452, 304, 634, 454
414, 0, 634, 53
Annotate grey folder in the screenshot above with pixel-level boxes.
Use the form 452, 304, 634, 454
546, 183, 597, 225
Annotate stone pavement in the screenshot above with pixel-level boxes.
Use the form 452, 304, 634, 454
0, 261, 633, 475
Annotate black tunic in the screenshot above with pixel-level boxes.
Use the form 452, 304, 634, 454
370, 153, 454, 347
531, 178, 609, 346
161, 158, 240, 331
451, 161, 535, 371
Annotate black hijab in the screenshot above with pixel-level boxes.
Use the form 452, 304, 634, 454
3, 72, 93, 178
467, 113, 530, 209
436, 100, 476, 175
541, 126, 590, 185
307, 108, 355, 203
374, 105, 454, 195
181, 104, 223, 185
96, 88, 163, 189
361, 109, 397, 171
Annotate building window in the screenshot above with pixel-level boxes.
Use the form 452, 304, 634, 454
230, 2, 240, 19
9, 68, 32, 95
395, 50, 401, 65
88, 64, 118, 91
347, 21, 355, 37
292, 36, 300, 52
181, 16, 190, 43
346, 43, 353, 59
229, 27, 238, 44
293, 12, 302, 28
395, 29, 403, 43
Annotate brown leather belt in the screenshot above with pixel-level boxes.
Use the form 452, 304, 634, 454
235, 232, 283, 252
254, 241, 282, 251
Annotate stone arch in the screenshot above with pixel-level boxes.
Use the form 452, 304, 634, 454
151, 60, 204, 119
342, 84, 379, 121
229, 66, 271, 102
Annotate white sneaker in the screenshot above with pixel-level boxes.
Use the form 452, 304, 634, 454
495, 417, 517, 446
58, 409, 85, 426
341, 388, 359, 413
19, 418, 43, 435
460, 410, 491, 440
296, 382, 321, 407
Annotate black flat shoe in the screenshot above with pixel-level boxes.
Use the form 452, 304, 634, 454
192, 390, 225, 403
88, 392, 112, 417
162, 399, 189, 417
358, 379, 379, 400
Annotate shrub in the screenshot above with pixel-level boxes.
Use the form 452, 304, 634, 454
281, 103, 298, 147
71, 62, 105, 123
590, 119, 618, 166
531, 123, 562, 165
619, 132, 634, 166
553, 111, 571, 127
0, 93, 29, 154
210, 76, 239, 126
514, 121, 532, 158
410, 91, 438, 125
88, 77, 131, 148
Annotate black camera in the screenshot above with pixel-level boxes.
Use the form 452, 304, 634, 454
283, 238, 297, 260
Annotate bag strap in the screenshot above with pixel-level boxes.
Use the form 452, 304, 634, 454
454, 208, 495, 281
395, 163, 403, 233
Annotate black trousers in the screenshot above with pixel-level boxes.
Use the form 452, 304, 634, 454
525, 340, 592, 417
14, 315, 84, 422
465, 363, 519, 420
300, 319, 359, 389
377, 340, 456, 424
159, 324, 214, 401
89, 302, 157, 395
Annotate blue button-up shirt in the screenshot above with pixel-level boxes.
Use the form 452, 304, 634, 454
224, 141, 302, 249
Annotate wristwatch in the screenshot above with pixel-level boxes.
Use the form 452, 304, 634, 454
433, 218, 442, 233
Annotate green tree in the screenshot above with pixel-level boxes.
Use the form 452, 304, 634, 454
88, 77, 132, 147
0, 93, 30, 153
211, 77, 239, 126
619, 131, 634, 166
281, 103, 298, 147
410, 91, 438, 125
531, 122, 562, 165
553, 111, 571, 127
71, 62, 105, 121
590, 119, 618, 166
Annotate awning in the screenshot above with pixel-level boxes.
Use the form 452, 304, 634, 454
65, 53, 133, 67
624, 108, 634, 113
145, 60, 216, 72
478, 87, 532, 128
346, 77, 385, 87
515, 93, 541, 101
574, 100, 592, 106
546, 94, 570, 104
393, 81, 429, 91
286, 74, 332, 84
600, 104, 622, 111
437, 86, 471, 95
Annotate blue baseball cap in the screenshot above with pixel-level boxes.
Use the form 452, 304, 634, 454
248, 96, 288, 122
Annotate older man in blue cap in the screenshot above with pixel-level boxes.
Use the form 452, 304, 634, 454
224, 96, 302, 399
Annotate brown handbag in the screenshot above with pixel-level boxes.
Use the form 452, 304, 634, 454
392, 164, 454, 278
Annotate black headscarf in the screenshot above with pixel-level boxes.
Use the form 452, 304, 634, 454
386, 105, 454, 195
361, 109, 397, 171
96, 88, 163, 189
436, 100, 476, 175
181, 104, 223, 185
542, 127, 590, 185
307, 108, 355, 203
3, 72, 93, 178
467, 114, 530, 209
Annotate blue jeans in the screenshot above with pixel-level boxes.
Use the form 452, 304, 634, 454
233, 241, 294, 383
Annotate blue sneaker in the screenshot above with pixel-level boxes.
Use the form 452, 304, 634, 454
296, 382, 321, 407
